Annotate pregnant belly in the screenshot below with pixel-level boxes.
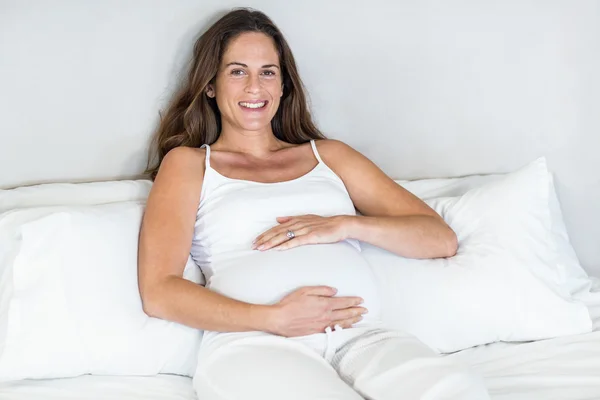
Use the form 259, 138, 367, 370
205, 241, 382, 322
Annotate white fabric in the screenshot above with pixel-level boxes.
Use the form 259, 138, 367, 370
0, 374, 195, 400
0, 202, 203, 381
1, 159, 586, 296
396, 172, 593, 296
192, 141, 383, 348
0, 179, 162, 366
0, 159, 596, 392
0, 179, 152, 213
364, 158, 592, 353
0, 174, 597, 397
193, 327, 490, 400
2, 321, 600, 400
443, 277, 600, 399
578, 277, 600, 331
448, 330, 600, 400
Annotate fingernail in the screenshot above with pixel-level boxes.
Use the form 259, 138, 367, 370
258, 245, 265, 251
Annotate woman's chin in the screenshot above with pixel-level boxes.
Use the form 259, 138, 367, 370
236, 119, 273, 133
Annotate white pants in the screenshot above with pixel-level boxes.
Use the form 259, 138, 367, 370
193, 327, 490, 400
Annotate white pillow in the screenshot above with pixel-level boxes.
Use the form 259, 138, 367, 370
396, 172, 592, 296
0, 179, 152, 213
364, 158, 592, 353
0, 178, 167, 357
0, 201, 203, 381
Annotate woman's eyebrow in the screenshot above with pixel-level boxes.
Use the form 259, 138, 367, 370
225, 61, 280, 69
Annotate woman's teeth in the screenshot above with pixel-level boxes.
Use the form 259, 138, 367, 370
239, 101, 266, 109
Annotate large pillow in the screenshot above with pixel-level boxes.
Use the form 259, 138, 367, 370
0, 201, 203, 381
396, 171, 592, 297
364, 158, 592, 353
0, 178, 163, 363
0, 179, 153, 213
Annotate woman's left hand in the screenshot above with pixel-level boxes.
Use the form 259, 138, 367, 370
252, 215, 353, 251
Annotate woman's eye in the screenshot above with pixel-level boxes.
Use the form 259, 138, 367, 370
229, 69, 275, 77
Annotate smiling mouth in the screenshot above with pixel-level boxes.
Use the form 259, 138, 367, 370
239, 100, 268, 109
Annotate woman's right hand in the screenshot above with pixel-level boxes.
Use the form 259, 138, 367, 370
265, 286, 368, 337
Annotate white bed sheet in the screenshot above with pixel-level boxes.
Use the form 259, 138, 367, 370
450, 330, 600, 400
0, 374, 195, 400
1, 280, 599, 400
446, 277, 600, 400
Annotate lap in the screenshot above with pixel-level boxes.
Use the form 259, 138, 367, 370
333, 329, 491, 400
193, 335, 363, 400
193, 329, 490, 400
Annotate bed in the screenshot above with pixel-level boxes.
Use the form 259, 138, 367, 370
0, 175, 600, 400
448, 280, 600, 400
1, 284, 599, 400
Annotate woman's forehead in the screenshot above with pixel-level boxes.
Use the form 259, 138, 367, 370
222, 32, 279, 66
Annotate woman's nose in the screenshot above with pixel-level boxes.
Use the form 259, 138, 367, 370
244, 74, 261, 94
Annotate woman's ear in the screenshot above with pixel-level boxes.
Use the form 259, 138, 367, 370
206, 84, 215, 98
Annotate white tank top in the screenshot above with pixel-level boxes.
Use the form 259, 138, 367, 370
190, 140, 382, 333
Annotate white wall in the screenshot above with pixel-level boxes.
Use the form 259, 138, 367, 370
1, 0, 599, 274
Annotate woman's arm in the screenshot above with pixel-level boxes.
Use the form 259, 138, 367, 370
318, 140, 457, 259
137, 147, 365, 335
138, 147, 265, 331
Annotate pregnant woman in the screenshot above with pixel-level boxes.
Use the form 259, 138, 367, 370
138, 8, 490, 400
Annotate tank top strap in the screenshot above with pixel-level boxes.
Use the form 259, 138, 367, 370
309, 140, 324, 164
200, 144, 211, 168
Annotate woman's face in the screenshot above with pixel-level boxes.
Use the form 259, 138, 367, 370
208, 32, 283, 135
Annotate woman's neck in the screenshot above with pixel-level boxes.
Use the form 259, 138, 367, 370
213, 128, 289, 159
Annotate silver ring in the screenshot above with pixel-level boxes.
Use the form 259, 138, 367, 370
286, 230, 295, 239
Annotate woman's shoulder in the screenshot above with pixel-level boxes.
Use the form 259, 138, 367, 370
164, 145, 207, 159
155, 146, 207, 182
313, 139, 361, 163
162, 146, 207, 168
313, 139, 378, 184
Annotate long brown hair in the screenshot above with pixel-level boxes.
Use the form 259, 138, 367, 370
145, 8, 326, 180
